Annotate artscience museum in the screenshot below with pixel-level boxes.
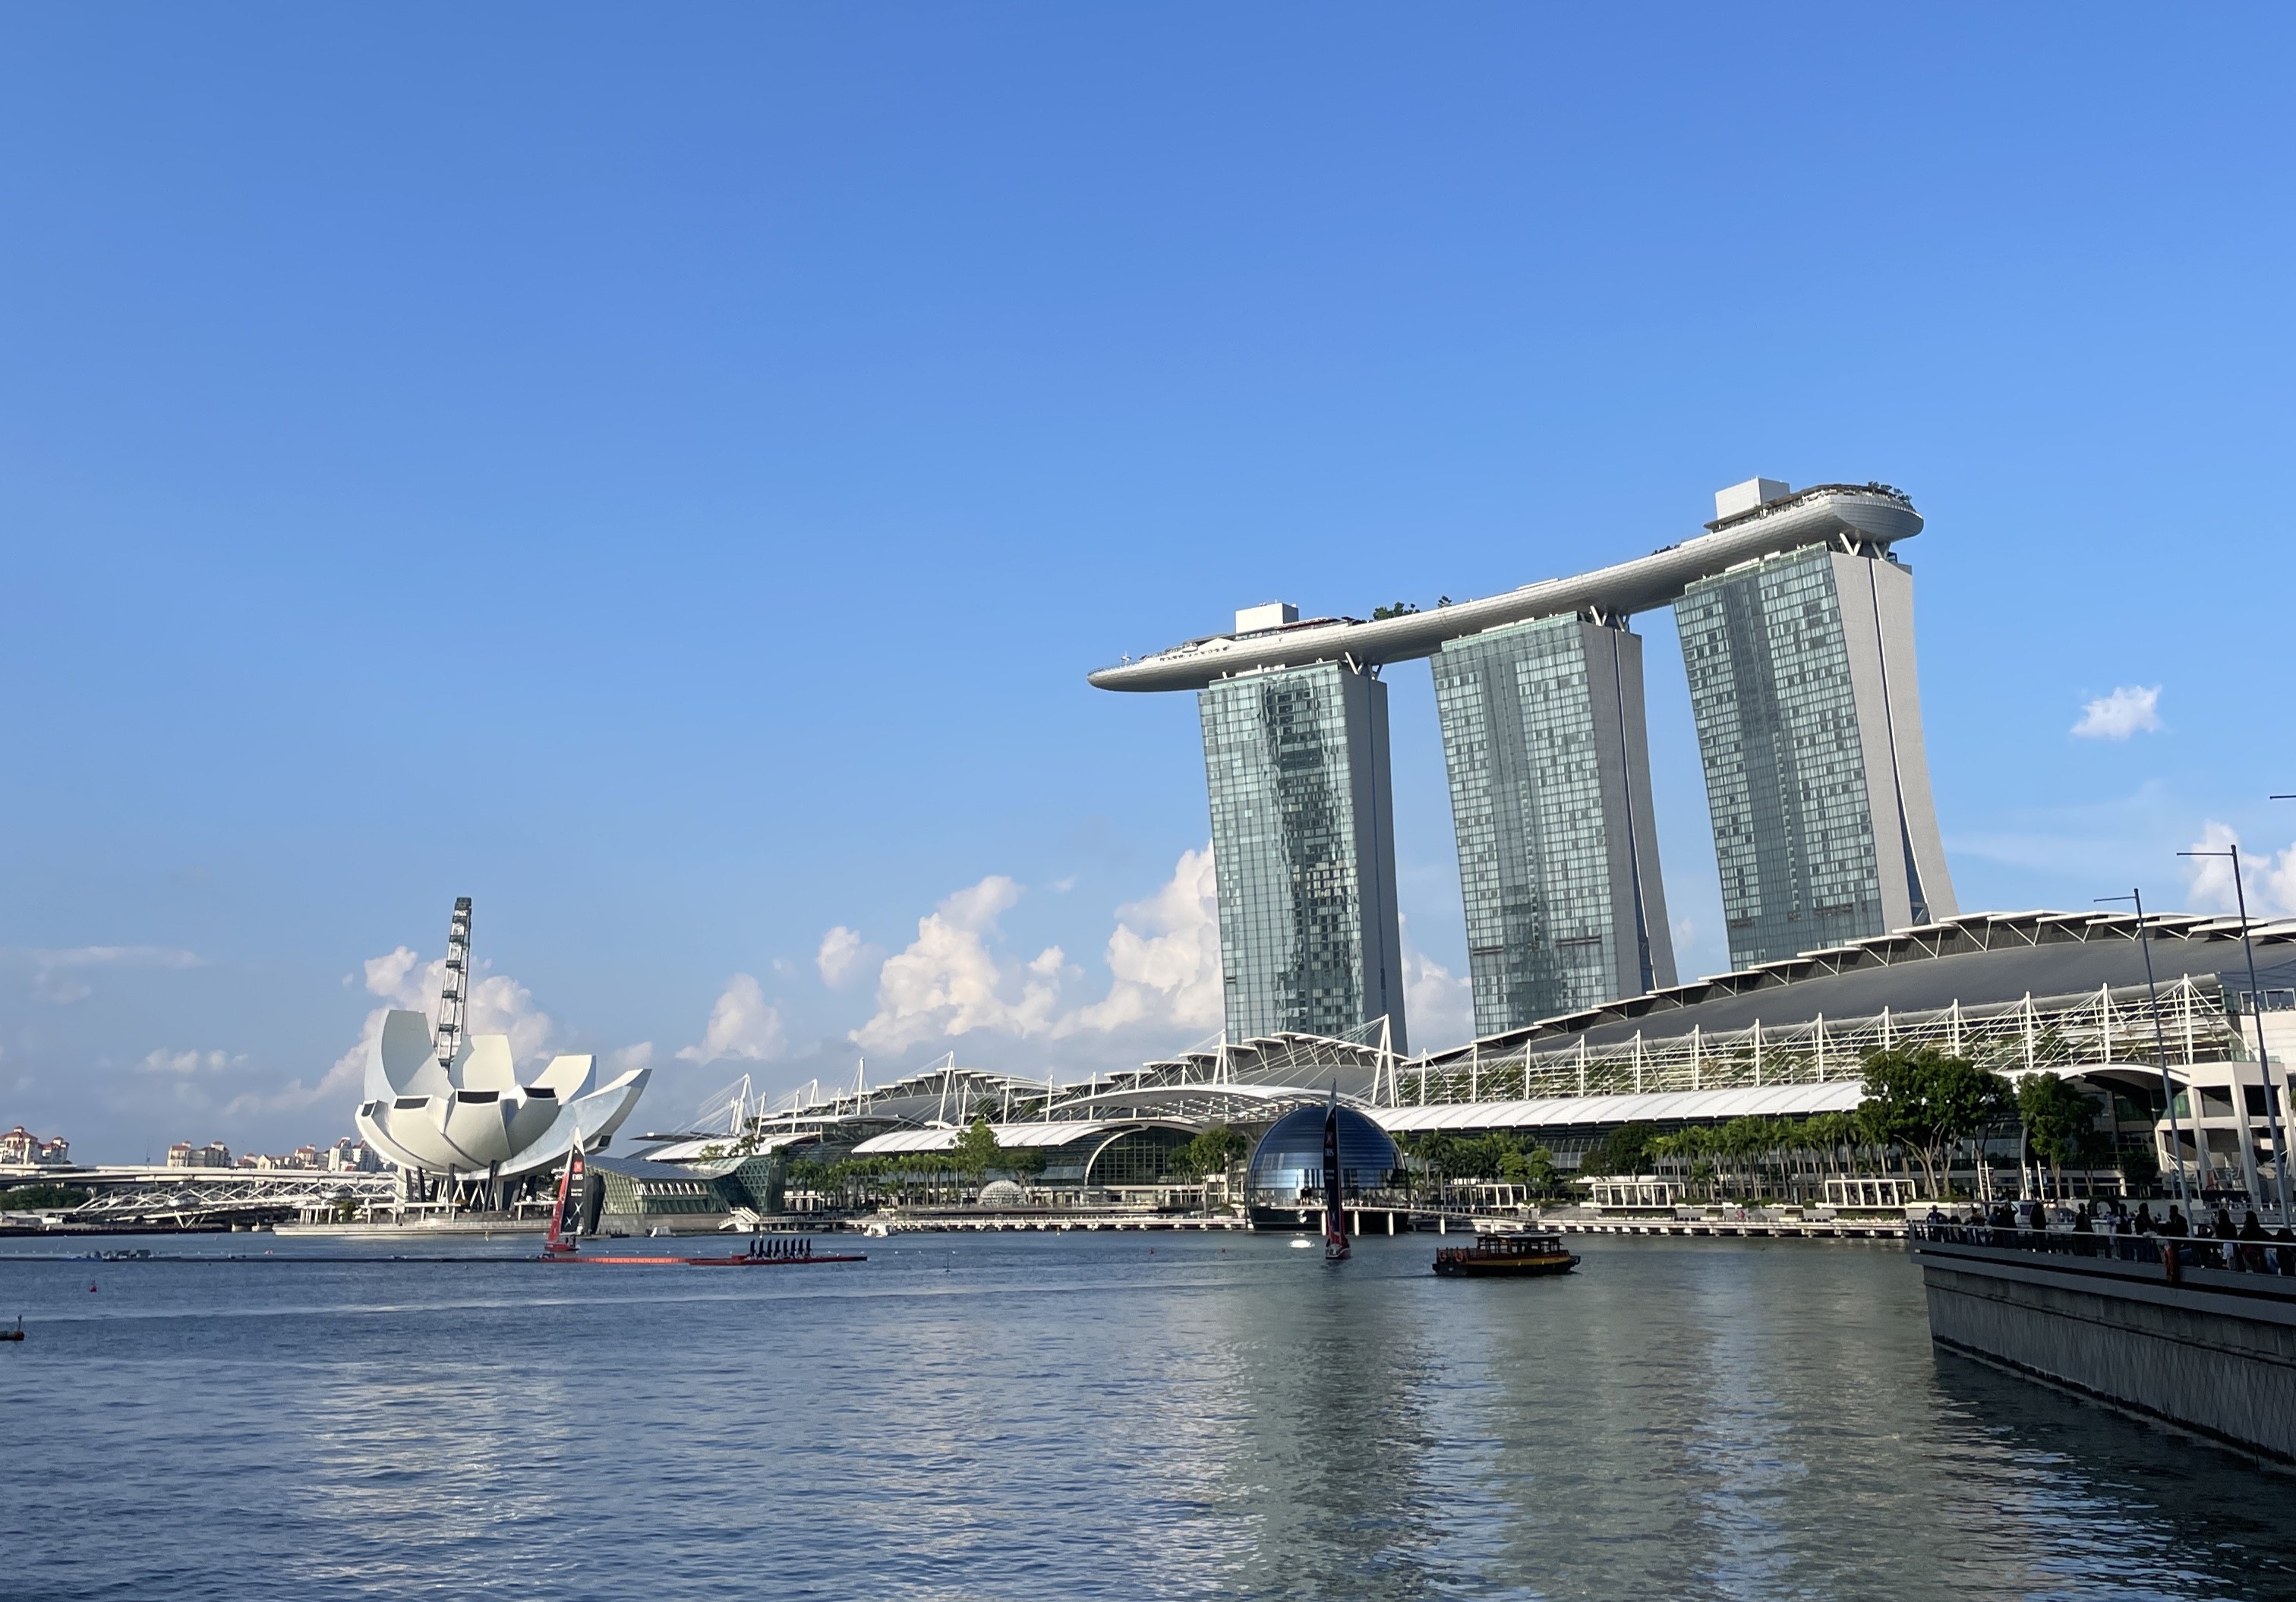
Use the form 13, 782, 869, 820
353, 1008, 649, 1186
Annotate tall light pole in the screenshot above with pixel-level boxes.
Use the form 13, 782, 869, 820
2178, 843, 2291, 1219
2096, 889, 2190, 1207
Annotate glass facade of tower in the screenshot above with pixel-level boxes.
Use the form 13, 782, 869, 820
1199, 663, 1406, 1051
1675, 547, 1890, 968
1433, 615, 1674, 1035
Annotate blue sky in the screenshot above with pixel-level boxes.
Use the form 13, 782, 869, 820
5, 5, 2293, 1159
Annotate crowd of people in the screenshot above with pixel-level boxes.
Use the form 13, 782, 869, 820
1923, 1196, 2296, 1274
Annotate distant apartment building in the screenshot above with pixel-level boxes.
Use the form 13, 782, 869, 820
166, 1140, 234, 1169
1199, 607, 1407, 1049
1433, 613, 1676, 1034
1675, 481, 1956, 969
326, 1137, 381, 1173
1, 1127, 69, 1168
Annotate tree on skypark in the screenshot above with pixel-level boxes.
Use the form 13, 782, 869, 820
1860, 1045, 2015, 1200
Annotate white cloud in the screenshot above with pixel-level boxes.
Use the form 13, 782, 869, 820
1055, 846, 1222, 1038
852, 876, 1070, 1052
364, 946, 421, 998
1400, 918, 1475, 1055
138, 1048, 239, 1077
677, 975, 787, 1063
608, 1042, 655, 1076
30, 944, 200, 1004
2184, 821, 2296, 918
815, 926, 882, 989
2072, 685, 2162, 740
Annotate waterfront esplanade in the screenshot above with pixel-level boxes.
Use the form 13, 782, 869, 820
1090, 482, 1947, 1048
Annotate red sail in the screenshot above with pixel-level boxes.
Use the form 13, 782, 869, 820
545, 1146, 585, 1254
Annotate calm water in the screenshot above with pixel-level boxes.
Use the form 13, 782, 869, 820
2, 1230, 2291, 1600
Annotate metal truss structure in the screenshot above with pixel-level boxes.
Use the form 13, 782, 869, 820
64, 1168, 402, 1227
1395, 978, 2241, 1108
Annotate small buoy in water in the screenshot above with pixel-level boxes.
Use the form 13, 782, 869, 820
88, 1282, 97, 1292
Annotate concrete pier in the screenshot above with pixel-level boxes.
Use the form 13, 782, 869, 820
1910, 1225, 2296, 1465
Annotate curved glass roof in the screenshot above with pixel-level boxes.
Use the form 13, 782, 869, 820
1247, 1104, 1399, 1195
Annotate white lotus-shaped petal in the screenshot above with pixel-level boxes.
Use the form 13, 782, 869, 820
531, 1054, 592, 1100
354, 1014, 648, 1180
374, 1011, 451, 1099
456, 1036, 518, 1093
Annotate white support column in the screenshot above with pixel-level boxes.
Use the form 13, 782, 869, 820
1577, 1036, 1587, 1097
1692, 1026, 1702, 1091
2023, 995, 2036, 1074
1753, 1020, 1763, 1087
1816, 1015, 1828, 1082
1634, 1032, 1645, 1095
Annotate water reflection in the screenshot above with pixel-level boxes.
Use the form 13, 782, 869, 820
3, 1232, 2294, 1600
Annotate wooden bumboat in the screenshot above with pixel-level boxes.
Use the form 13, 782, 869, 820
1432, 1230, 1580, 1278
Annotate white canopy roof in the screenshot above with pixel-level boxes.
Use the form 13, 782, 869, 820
849, 1115, 1124, 1152
1374, 1080, 1865, 1134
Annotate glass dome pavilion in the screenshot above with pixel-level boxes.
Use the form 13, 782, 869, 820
1244, 1103, 1405, 1229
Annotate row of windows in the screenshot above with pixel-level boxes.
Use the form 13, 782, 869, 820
1678, 549, 1887, 968
1200, 665, 1394, 1042
1434, 616, 1647, 1035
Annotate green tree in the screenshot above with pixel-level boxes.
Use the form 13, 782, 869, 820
1173, 1124, 1249, 1180
1859, 1045, 2014, 1198
2018, 1072, 2104, 1197
1579, 1121, 1657, 1179
951, 1119, 1001, 1189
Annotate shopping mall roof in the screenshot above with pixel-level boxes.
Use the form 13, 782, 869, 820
1374, 1081, 1866, 1134
1423, 910, 2296, 1069
849, 1119, 1197, 1156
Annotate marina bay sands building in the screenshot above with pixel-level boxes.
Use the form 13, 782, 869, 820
1432, 615, 1674, 1035
1676, 485, 1956, 968
1198, 641, 1408, 1050
1090, 480, 1951, 1045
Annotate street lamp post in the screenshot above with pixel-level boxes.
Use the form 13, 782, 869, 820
2178, 842, 2292, 1221
2096, 888, 2191, 1208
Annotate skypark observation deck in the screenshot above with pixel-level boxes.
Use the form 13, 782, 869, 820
1086, 483, 1921, 692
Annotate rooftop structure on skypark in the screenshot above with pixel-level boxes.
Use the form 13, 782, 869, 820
1087, 484, 1922, 694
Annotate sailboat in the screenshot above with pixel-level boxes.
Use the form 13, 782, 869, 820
1322, 1085, 1350, 1263
542, 1127, 585, 1258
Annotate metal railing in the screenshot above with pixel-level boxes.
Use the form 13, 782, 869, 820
1910, 1221, 2296, 1282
